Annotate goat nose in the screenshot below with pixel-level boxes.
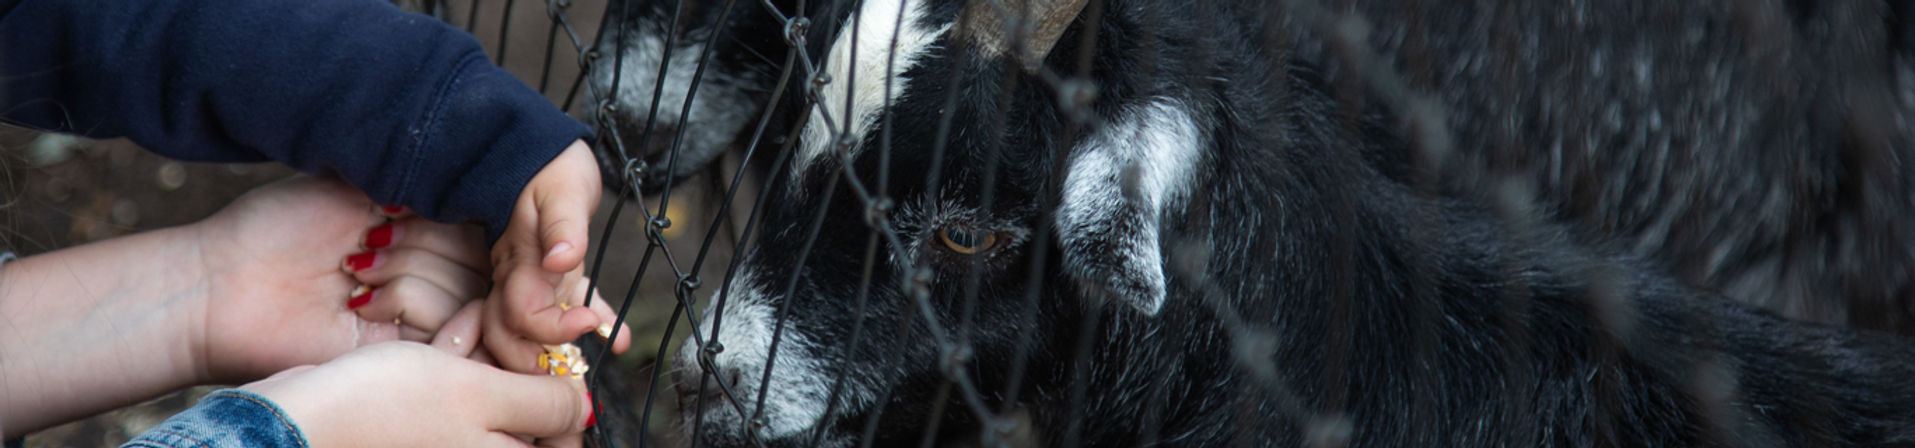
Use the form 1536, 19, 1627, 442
644, 125, 680, 154
675, 347, 750, 406
677, 372, 749, 414
702, 363, 748, 397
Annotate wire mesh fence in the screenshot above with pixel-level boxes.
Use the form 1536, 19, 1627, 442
430, 0, 1915, 446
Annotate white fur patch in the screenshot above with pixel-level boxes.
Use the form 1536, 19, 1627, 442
1056, 98, 1206, 314
584, 26, 752, 164
792, 0, 951, 181
676, 271, 872, 442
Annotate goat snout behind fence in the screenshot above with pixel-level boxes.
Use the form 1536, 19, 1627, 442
430, 0, 1915, 446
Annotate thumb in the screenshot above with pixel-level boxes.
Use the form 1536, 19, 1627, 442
481, 371, 594, 438
533, 141, 601, 274
535, 193, 591, 274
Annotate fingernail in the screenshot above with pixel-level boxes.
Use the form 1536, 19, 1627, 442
342, 251, 379, 272
347, 285, 374, 310
363, 223, 395, 249
379, 205, 405, 215
584, 392, 597, 429
546, 242, 573, 260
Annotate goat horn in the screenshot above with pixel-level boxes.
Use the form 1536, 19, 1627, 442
959, 0, 1092, 71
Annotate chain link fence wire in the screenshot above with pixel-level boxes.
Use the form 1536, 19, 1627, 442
429, 0, 1915, 446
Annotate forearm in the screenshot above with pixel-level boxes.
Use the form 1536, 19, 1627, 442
0, 227, 210, 435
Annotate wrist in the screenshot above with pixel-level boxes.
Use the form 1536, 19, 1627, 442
175, 221, 221, 384
0, 226, 212, 433
111, 224, 219, 386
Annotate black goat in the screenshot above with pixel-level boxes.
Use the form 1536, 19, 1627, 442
609, 0, 1915, 446
590, 0, 1915, 336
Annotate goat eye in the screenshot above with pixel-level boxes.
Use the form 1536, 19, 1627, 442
937, 228, 999, 255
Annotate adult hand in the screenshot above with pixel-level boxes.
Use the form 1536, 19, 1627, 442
243, 303, 594, 447
192, 176, 491, 383
483, 139, 631, 373
0, 175, 492, 434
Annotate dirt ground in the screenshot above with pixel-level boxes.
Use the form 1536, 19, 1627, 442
3, 0, 752, 445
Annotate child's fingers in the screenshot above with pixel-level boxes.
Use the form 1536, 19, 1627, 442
530, 141, 601, 274
482, 301, 573, 375
498, 266, 602, 344
551, 272, 629, 354
584, 290, 634, 355
350, 277, 470, 335
533, 193, 592, 274
484, 278, 557, 374
346, 247, 490, 300
481, 315, 544, 374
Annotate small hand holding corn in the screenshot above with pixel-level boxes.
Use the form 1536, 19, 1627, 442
480, 139, 631, 381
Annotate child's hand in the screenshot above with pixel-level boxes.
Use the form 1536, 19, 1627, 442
483, 139, 632, 373
193, 176, 492, 384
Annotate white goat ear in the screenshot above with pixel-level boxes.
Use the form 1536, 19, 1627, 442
959, 0, 1090, 70
1054, 100, 1203, 316
1056, 161, 1171, 315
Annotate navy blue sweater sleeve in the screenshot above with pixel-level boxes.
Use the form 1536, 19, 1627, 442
0, 0, 592, 242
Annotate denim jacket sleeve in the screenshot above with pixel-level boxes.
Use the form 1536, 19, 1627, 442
0, 0, 592, 243
120, 389, 309, 448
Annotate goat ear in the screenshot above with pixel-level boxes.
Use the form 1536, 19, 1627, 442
1053, 101, 1204, 316
1055, 161, 1170, 315
959, 0, 1090, 71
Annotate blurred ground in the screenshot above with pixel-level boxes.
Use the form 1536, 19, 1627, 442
3, 0, 749, 445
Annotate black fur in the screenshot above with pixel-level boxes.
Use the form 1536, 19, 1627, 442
1302, 0, 1915, 335
583, 0, 798, 191
645, 0, 1915, 446
592, 0, 1915, 333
